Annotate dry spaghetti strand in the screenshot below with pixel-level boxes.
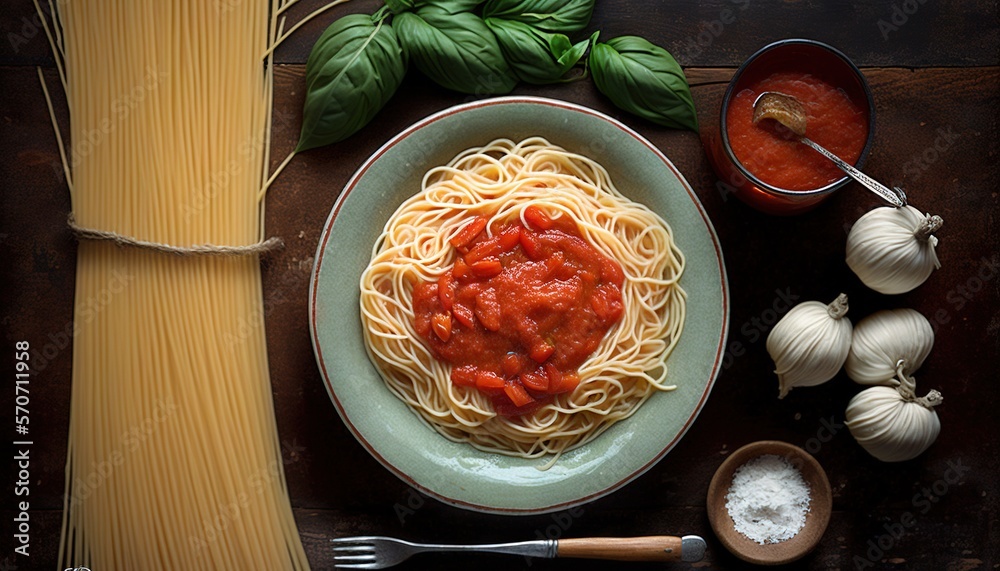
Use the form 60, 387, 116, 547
39, 0, 310, 568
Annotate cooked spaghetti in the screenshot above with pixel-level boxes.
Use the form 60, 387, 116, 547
361, 137, 686, 462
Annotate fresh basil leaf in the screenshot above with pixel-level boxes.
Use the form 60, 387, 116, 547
385, 0, 416, 13
297, 14, 407, 151
395, 6, 517, 95
589, 35, 698, 131
482, 0, 594, 33
558, 31, 596, 67
430, 0, 485, 12
386, 0, 484, 15
485, 18, 587, 84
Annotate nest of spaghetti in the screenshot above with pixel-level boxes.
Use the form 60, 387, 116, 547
361, 137, 686, 464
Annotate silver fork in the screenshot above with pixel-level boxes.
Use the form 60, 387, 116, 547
331, 535, 706, 569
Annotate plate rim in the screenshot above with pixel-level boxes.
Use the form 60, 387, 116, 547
308, 95, 730, 514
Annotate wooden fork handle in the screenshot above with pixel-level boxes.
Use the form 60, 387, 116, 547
556, 535, 684, 561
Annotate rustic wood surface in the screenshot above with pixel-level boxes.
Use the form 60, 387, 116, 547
1, 0, 998, 569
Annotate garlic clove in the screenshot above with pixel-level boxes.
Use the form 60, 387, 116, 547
846, 205, 943, 295
846, 308, 934, 385
767, 293, 852, 398
845, 372, 942, 462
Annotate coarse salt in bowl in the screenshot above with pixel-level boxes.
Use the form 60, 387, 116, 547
707, 440, 833, 565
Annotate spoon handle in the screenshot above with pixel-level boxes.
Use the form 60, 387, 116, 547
799, 137, 907, 207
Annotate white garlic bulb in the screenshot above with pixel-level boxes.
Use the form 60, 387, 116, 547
846, 308, 934, 386
846, 205, 943, 295
767, 293, 852, 399
845, 368, 942, 462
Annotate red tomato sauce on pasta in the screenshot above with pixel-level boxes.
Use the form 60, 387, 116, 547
726, 71, 868, 191
412, 206, 625, 417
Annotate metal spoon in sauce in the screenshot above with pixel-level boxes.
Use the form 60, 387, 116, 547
752, 91, 907, 207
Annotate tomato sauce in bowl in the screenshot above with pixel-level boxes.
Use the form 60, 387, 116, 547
726, 72, 868, 191
704, 39, 875, 215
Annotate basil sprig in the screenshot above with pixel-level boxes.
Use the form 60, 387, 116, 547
589, 35, 698, 131
486, 19, 593, 84
482, 0, 594, 33
395, 5, 517, 95
296, 12, 407, 151
297, 0, 700, 150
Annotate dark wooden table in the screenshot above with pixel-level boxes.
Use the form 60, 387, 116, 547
2, 1, 998, 569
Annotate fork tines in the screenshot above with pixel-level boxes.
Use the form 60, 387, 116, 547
331, 537, 378, 569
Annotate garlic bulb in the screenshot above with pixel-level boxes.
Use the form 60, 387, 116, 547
846, 308, 934, 386
846, 205, 943, 294
845, 367, 942, 462
767, 293, 852, 398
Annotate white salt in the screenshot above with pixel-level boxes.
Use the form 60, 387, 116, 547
725, 454, 811, 544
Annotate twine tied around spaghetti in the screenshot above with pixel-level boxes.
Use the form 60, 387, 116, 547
67, 214, 284, 256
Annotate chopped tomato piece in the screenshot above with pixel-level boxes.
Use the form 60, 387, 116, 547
524, 205, 554, 230
465, 235, 502, 264
475, 370, 505, 390
519, 370, 549, 392
502, 353, 524, 377
453, 257, 472, 280
498, 225, 521, 252
543, 363, 562, 388
449, 216, 487, 248
470, 259, 503, 278
438, 272, 455, 310
450, 365, 477, 387
504, 381, 535, 407
452, 303, 476, 328
552, 372, 580, 394
475, 288, 501, 331
518, 229, 544, 259
529, 341, 555, 363
431, 313, 452, 342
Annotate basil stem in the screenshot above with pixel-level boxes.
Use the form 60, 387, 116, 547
395, 5, 517, 95
297, 12, 407, 151
589, 35, 698, 131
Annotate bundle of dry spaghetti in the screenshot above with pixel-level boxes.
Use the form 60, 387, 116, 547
36, 0, 310, 568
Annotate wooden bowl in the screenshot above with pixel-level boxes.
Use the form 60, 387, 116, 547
707, 440, 832, 565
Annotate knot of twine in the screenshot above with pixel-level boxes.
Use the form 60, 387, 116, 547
67, 214, 284, 256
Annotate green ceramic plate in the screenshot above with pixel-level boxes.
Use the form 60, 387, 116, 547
310, 97, 729, 514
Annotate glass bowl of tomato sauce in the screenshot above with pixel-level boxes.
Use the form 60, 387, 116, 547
705, 39, 875, 215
